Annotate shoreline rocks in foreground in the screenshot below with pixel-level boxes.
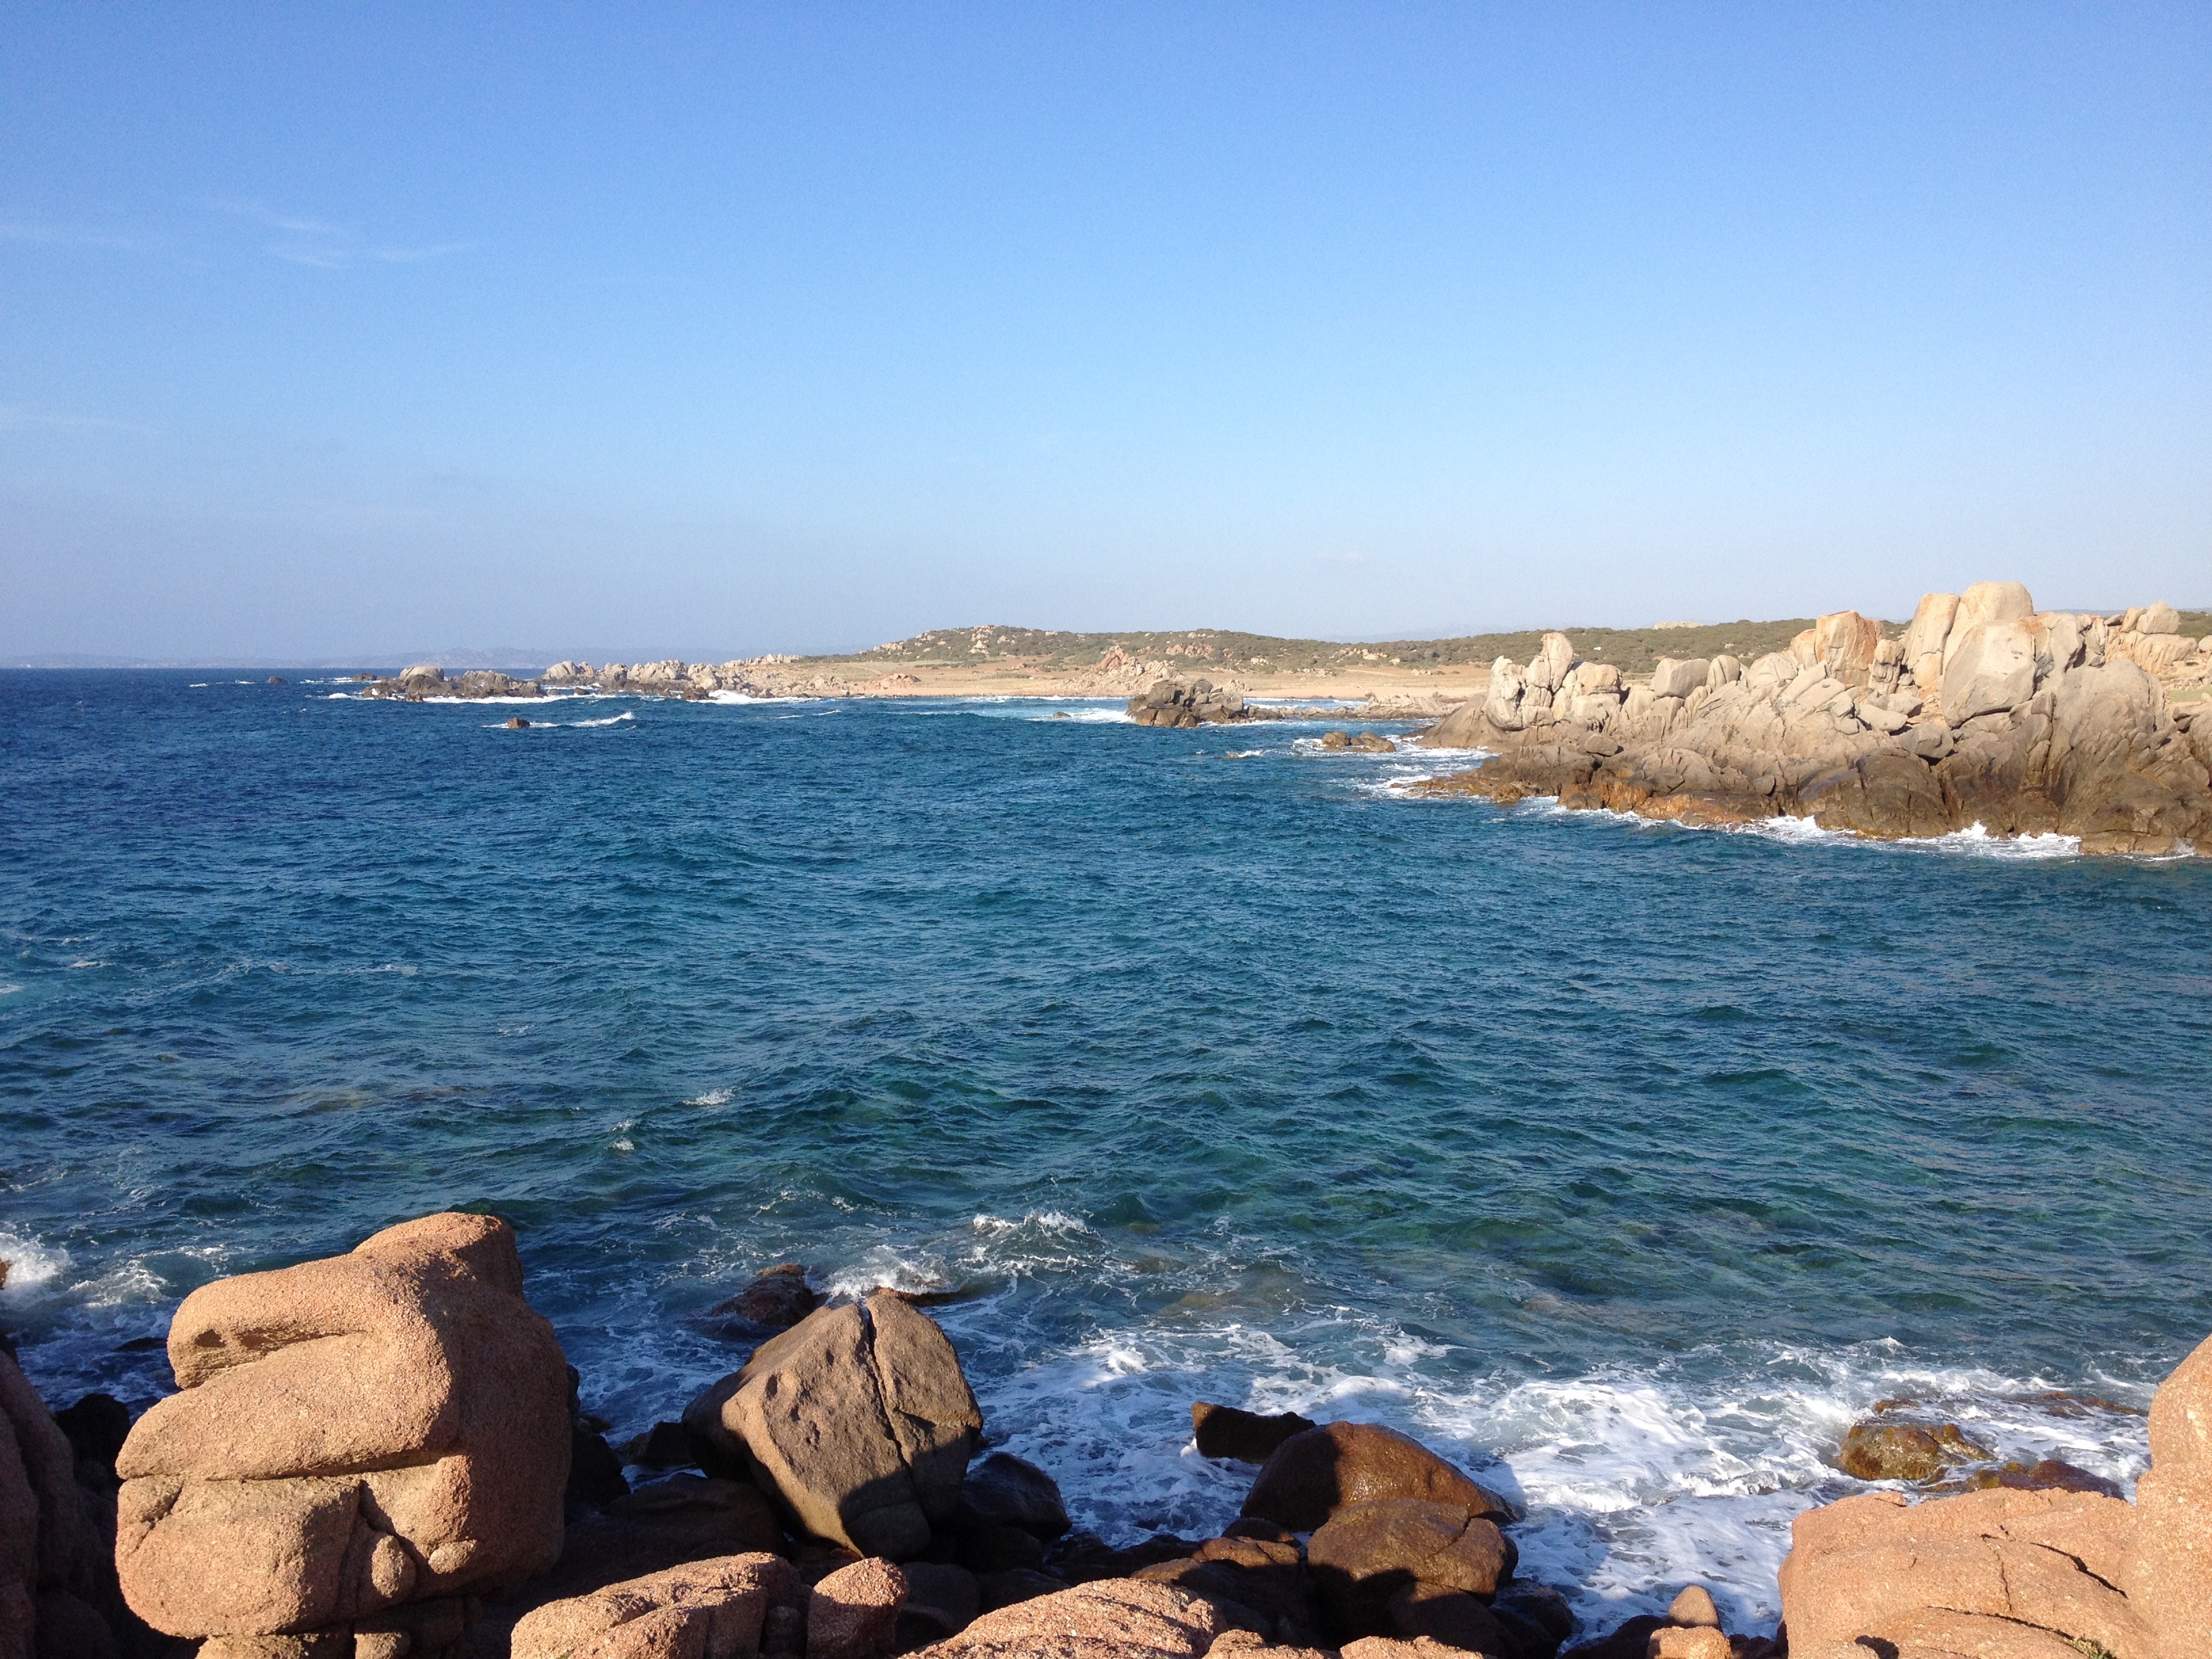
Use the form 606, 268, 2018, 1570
7, 1212, 2205, 1657
1414, 582, 2212, 855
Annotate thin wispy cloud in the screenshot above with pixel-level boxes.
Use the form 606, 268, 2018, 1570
203, 198, 347, 237
0, 222, 144, 251
373, 241, 471, 264
201, 198, 470, 270
0, 403, 160, 437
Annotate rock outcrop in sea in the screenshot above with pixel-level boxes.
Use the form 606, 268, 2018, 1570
10, 1210, 2204, 1656
357, 665, 548, 701
1128, 679, 1252, 726
1416, 583, 2212, 855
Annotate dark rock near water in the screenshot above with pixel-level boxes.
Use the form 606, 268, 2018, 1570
566, 1419, 630, 1513
1559, 1612, 1666, 1659
1046, 1528, 1201, 1583
615, 1418, 703, 1471
1242, 1421, 1514, 1533
1492, 1581, 1576, 1659
955, 1450, 1070, 1540
1385, 1580, 1515, 1654
1963, 1456, 2123, 1497
1193, 1402, 1319, 1463
958, 1522, 1046, 1574
53, 1393, 130, 1494
900, 1560, 983, 1641
705, 1263, 820, 1335
975, 1565, 1065, 1612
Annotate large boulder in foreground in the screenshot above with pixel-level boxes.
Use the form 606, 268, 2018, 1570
1241, 1423, 1512, 1534
113, 1212, 571, 1652
508, 1551, 802, 1659
1781, 1327, 2212, 1658
684, 1291, 981, 1560
1778, 1486, 2142, 1658
908, 1578, 1237, 1658
2133, 1330, 2212, 1659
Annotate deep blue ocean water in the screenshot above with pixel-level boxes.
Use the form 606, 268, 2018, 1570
4, 671, 2209, 1633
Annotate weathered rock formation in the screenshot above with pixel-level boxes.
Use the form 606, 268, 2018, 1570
1778, 1328, 2212, 1658
1417, 588, 2212, 854
1128, 679, 1252, 726
359, 665, 545, 701
542, 657, 867, 699
909, 1576, 1240, 1659
682, 1290, 983, 1560
112, 1212, 572, 1658
508, 1551, 803, 1659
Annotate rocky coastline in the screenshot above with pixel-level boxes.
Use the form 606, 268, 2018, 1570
1406, 584, 2212, 856
3, 1212, 2204, 1659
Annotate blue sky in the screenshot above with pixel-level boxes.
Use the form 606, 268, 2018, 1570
3, 3, 2207, 659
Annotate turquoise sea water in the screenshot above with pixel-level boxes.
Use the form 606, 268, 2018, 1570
4, 672, 2209, 1634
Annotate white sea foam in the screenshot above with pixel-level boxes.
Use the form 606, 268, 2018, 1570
0, 1230, 70, 1294
71, 1258, 167, 1309
972, 1210, 1092, 1237
1032, 705, 1134, 723
1415, 789, 2106, 863
1898, 823, 2081, 859
959, 1313, 2152, 1639
484, 710, 636, 729
684, 1088, 733, 1107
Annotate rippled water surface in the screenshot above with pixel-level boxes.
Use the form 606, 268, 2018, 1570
4, 672, 2209, 1634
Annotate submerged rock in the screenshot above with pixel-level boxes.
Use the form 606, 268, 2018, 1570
1834, 1420, 1992, 1482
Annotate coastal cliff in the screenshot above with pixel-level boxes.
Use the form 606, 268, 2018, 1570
1414, 583, 2212, 855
